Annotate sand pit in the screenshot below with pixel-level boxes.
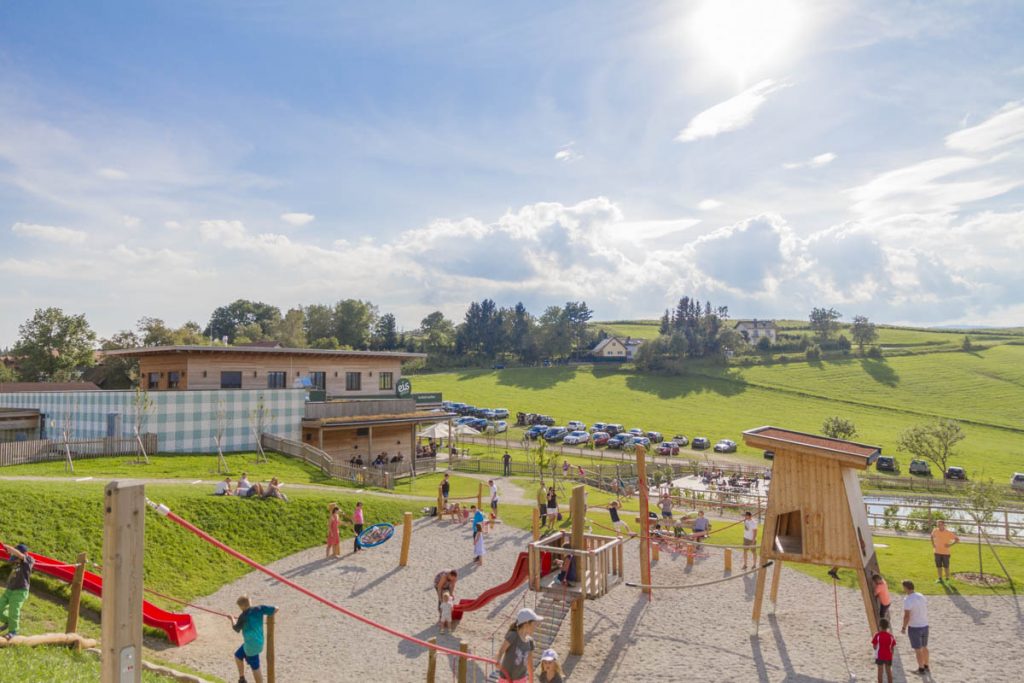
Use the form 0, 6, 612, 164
155, 516, 1022, 682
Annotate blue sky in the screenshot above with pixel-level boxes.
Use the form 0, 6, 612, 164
2, 0, 1023, 345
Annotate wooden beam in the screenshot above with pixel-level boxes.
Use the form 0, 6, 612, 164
266, 612, 276, 683
65, 552, 87, 638
101, 481, 145, 683
399, 512, 413, 567
457, 641, 468, 683
636, 446, 651, 598
768, 559, 783, 614
476, 482, 483, 510
570, 597, 584, 656
751, 563, 768, 635
531, 506, 540, 541
426, 637, 437, 683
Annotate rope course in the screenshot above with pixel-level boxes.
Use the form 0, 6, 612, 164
625, 561, 773, 590
144, 498, 506, 677
830, 574, 857, 682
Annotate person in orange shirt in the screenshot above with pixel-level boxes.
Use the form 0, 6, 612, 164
930, 519, 960, 582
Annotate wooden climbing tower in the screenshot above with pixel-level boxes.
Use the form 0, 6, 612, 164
744, 426, 884, 635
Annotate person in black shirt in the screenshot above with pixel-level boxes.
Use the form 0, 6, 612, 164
1, 542, 34, 639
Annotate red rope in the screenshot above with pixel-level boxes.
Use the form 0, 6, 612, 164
142, 587, 235, 623
146, 500, 505, 677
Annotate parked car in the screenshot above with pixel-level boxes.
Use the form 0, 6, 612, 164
763, 450, 775, 460
646, 431, 663, 443
944, 466, 968, 481
672, 435, 689, 447
465, 417, 489, 430
607, 434, 630, 449
454, 416, 477, 426
567, 420, 587, 432
449, 402, 467, 413
563, 431, 590, 446
656, 442, 680, 456
590, 422, 607, 433
525, 425, 547, 440
543, 427, 569, 443
1011, 473, 1024, 491
875, 456, 899, 473
486, 420, 508, 434
604, 424, 624, 436
539, 415, 556, 426
691, 437, 710, 450
713, 439, 737, 453
592, 431, 611, 447
493, 408, 510, 419
480, 409, 497, 420
628, 428, 645, 437
459, 405, 477, 416
631, 437, 651, 448
909, 459, 931, 476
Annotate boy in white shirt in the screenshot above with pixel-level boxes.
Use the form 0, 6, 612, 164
214, 477, 233, 496
742, 511, 758, 569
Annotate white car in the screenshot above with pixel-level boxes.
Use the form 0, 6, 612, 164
563, 430, 590, 446
486, 420, 508, 434
567, 420, 587, 432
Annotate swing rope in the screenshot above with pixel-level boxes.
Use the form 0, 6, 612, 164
626, 561, 772, 589
831, 574, 856, 682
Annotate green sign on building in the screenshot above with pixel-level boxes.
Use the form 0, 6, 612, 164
395, 378, 412, 398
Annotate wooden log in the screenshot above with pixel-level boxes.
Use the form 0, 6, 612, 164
102, 481, 145, 683
724, 548, 732, 572
426, 636, 437, 683
457, 641, 469, 683
531, 506, 540, 541
399, 512, 413, 567
570, 597, 584, 656
476, 482, 483, 510
267, 612, 276, 683
636, 446, 651, 597
768, 559, 783, 615
0, 632, 98, 649
65, 551, 87, 637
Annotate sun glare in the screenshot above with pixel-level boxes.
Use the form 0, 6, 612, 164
689, 0, 803, 83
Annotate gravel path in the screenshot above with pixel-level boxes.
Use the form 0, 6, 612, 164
153, 515, 1022, 682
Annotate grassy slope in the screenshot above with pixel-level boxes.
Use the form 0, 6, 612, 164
417, 347, 1024, 479
2, 648, 171, 683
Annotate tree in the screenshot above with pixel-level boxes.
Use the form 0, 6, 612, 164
272, 308, 307, 348
13, 307, 97, 381
372, 313, 399, 350
0, 364, 17, 382
562, 301, 594, 358
304, 304, 335, 345
333, 299, 377, 349
536, 306, 572, 360
821, 416, 857, 441
137, 317, 177, 346
204, 299, 282, 343
961, 479, 1002, 583
85, 330, 141, 389
756, 336, 772, 353
233, 322, 265, 344
897, 419, 966, 475
962, 336, 973, 352
809, 307, 842, 341
419, 311, 456, 355
850, 315, 878, 351
658, 310, 671, 336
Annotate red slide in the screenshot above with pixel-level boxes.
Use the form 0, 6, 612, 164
451, 551, 552, 621
1, 546, 196, 646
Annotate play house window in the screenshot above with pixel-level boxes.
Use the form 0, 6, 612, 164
773, 509, 803, 555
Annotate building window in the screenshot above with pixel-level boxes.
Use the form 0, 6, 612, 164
267, 371, 287, 389
220, 371, 242, 389
379, 372, 393, 391
346, 372, 361, 391
168, 371, 181, 389
147, 372, 160, 389
309, 371, 326, 390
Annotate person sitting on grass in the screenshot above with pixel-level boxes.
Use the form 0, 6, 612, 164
214, 476, 234, 496
232, 595, 277, 683
0, 542, 34, 640
262, 477, 288, 502
236, 473, 252, 497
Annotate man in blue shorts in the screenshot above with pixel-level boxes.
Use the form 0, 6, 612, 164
233, 595, 277, 683
900, 580, 930, 675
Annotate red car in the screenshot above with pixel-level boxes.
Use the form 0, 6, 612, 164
592, 431, 611, 447
656, 442, 680, 456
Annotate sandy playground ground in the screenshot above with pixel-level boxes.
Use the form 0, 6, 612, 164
155, 515, 1023, 682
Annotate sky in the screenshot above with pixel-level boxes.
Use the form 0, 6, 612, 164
1, 0, 1023, 346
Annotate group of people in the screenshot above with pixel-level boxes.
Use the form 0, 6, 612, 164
325, 501, 366, 557
214, 474, 288, 501
437, 474, 497, 565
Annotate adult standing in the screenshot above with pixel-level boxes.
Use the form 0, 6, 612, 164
536, 482, 548, 523
352, 501, 365, 553
489, 479, 499, 516
900, 580, 930, 674
930, 519, 959, 583
0, 542, 34, 639
659, 494, 673, 520
546, 487, 559, 527
742, 511, 758, 569
440, 474, 451, 509
434, 569, 458, 615
502, 451, 512, 476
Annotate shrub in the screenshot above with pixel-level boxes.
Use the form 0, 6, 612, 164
866, 345, 883, 359
805, 345, 822, 361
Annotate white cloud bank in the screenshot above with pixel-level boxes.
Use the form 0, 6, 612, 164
11, 222, 87, 244
676, 79, 790, 142
280, 212, 316, 227
945, 101, 1024, 152
783, 152, 836, 170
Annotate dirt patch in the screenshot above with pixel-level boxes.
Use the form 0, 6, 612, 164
953, 572, 1010, 587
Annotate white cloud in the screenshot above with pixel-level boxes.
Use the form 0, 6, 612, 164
554, 143, 582, 163
783, 152, 837, 170
97, 167, 128, 180
676, 79, 790, 142
697, 199, 722, 211
280, 212, 316, 227
11, 222, 87, 244
945, 101, 1024, 152
164, 220, 184, 231
122, 215, 141, 228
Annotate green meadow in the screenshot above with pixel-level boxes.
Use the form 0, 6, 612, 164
417, 343, 1024, 481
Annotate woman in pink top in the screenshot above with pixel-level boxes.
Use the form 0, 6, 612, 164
352, 502, 365, 553
326, 504, 341, 558
872, 573, 892, 619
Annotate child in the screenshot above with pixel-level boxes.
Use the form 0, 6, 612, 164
538, 648, 564, 683
497, 608, 542, 683
871, 617, 896, 683
872, 573, 892, 620
0, 542, 34, 640
326, 504, 341, 558
473, 523, 486, 566
672, 517, 685, 538
352, 502, 364, 553
487, 511, 497, 531
608, 501, 630, 536
232, 595, 277, 683
438, 590, 454, 633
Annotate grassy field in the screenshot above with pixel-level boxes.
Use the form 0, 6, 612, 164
418, 345, 1024, 480
1, 648, 175, 683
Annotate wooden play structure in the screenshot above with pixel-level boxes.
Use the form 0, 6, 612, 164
743, 426, 884, 635
527, 484, 626, 655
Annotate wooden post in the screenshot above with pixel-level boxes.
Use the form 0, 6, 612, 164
426, 637, 437, 683
686, 542, 695, 567
570, 485, 586, 655
266, 612, 276, 683
724, 548, 732, 572
531, 506, 540, 541
570, 597, 584, 656
65, 552, 87, 637
102, 481, 145, 683
437, 485, 444, 518
636, 446, 651, 597
399, 512, 413, 567
651, 539, 659, 561
751, 562, 768, 635
457, 641, 468, 683
768, 559, 783, 614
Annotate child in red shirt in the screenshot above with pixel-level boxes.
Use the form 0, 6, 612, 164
871, 618, 896, 683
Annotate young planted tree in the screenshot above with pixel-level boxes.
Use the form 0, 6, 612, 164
897, 418, 965, 475
249, 393, 273, 464
821, 416, 857, 441
961, 479, 1002, 583
808, 307, 842, 341
132, 384, 155, 464
60, 398, 78, 474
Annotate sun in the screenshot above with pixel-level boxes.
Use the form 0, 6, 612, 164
688, 0, 803, 84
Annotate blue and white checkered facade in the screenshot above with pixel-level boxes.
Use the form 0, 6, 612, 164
0, 389, 304, 453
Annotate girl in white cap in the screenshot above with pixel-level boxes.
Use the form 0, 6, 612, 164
538, 648, 563, 683
497, 607, 542, 682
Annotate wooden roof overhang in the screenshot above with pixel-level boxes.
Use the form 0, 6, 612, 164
303, 411, 451, 431
742, 426, 880, 470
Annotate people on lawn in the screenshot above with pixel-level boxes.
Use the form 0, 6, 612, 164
232, 595, 277, 683
215, 476, 234, 496
0, 542, 34, 640
236, 473, 252, 497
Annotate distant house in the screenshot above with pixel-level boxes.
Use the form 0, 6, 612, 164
735, 320, 778, 344
622, 337, 644, 361
590, 336, 644, 361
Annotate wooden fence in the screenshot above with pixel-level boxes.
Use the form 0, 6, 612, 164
0, 434, 158, 468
